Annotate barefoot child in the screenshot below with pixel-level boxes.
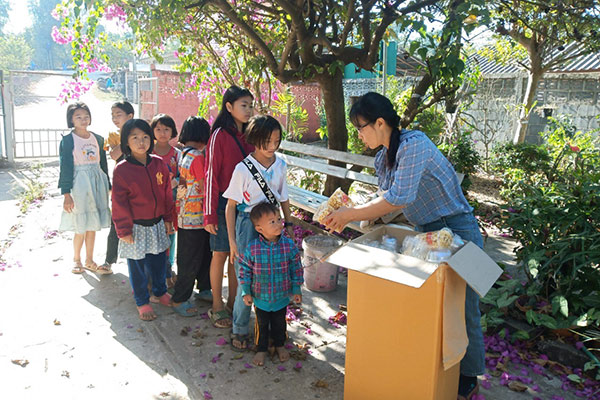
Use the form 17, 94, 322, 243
204, 86, 255, 329
170, 116, 213, 317
99, 101, 134, 274
151, 114, 180, 288
239, 202, 303, 366
58, 102, 111, 274
112, 119, 174, 321
223, 115, 294, 351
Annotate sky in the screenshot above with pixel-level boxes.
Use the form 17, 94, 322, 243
4, 0, 32, 34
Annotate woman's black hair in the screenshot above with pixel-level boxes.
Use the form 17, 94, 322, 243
66, 102, 92, 128
245, 115, 282, 150
180, 116, 211, 145
349, 92, 402, 168
111, 101, 134, 116
150, 113, 178, 138
120, 119, 155, 156
211, 86, 254, 135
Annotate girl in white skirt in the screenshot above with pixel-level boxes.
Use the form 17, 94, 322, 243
58, 102, 111, 274
111, 119, 175, 321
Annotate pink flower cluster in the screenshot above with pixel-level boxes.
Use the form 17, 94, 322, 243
78, 58, 111, 74
103, 4, 127, 26
51, 26, 75, 45
51, 6, 69, 21
57, 79, 94, 104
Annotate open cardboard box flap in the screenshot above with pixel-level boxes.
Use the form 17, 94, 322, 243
325, 226, 502, 297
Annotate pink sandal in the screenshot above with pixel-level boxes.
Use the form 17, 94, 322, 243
156, 293, 172, 306
137, 304, 156, 321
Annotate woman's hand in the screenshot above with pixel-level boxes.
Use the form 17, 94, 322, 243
243, 294, 253, 306
293, 294, 302, 304
204, 224, 218, 235
323, 206, 353, 233
121, 234, 134, 244
63, 194, 74, 213
165, 221, 174, 235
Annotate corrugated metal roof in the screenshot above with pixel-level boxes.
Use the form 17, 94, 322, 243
473, 43, 600, 75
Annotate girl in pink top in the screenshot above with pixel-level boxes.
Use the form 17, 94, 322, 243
151, 114, 180, 289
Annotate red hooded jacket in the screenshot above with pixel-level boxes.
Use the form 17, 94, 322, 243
203, 127, 254, 225
112, 154, 174, 238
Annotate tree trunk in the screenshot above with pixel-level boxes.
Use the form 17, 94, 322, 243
513, 67, 542, 144
318, 68, 349, 197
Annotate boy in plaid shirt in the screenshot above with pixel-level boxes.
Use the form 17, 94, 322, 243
239, 202, 303, 366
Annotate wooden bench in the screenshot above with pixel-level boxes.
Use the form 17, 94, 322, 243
277, 140, 464, 235
277, 140, 378, 233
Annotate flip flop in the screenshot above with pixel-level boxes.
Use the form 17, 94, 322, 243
155, 293, 172, 306
97, 263, 113, 275
208, 308, 232, 329
83, 261, 98, 272
230, 331, 249, 352
72, 261, 84, 274
172, 301, 197, 317
137, 304, 156, 321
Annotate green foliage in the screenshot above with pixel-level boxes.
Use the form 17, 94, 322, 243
0, 0, 9, 33
18, 164, 46, 214
496, 117, 600, 330
0, 35, 34, 71
438, 131, 480, 189
412, 106, 446, 143
27, 0, 72, 69
270, 89, 308, 141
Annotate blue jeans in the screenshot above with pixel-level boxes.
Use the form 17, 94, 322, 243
418, 212, 485, 377
128, 251, 168, 307
232, 212, 258, 336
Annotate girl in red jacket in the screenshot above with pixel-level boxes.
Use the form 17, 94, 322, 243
112, 119, 174, 321
204, 86, 254, 328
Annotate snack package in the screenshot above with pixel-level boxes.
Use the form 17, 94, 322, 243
313, 188, 355, 227
103, 131, 121, 151
402, 228, 465, 262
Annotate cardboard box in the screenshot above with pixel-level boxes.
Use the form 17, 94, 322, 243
326, 226, 502, 400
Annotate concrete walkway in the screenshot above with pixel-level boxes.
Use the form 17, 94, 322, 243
0, 161, 587, 399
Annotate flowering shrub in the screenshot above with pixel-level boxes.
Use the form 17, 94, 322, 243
497, 117, 600, 329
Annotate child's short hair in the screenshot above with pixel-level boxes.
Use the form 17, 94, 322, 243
150, 114, 178, 138
250, 202, 280, 226
180, 116, 211, 145
245, 115, 282, 150
66, 102, 92, 128
112, 101, 134, 116
120, 119, 155, 156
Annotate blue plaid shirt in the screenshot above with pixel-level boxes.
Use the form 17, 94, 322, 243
375, 130, 472, 226
239, 234, 303, 312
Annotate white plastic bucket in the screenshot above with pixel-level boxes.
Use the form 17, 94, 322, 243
302, 235, 343, 292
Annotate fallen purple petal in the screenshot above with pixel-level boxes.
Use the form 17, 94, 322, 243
203, 391, 213, 400
199, 312, 209, 320
200, 373, 207, 378
211, 354, 221, 363
216, 337, 227, 345
480, 379, 491, 390
294, 362, 302, 369
244, 363, 253, 369
127, 324, 133, 329
277, 366, 286, 371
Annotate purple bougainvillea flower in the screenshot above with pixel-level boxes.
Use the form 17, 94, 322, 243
211, 354, 221, 363
480, 380, 491, 390
200, 373, 207, 378
199, 312, 209, 320
277, 366, 286, 371
244, 363, 253, 368
295, 362, 302, 370
216, 337, 227, 346
531, 384, 540, 392
127, 324, 133, 329
203, 391, 213, 400
551, 396, 564, 400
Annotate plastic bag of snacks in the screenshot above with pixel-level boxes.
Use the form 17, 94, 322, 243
103, 131, 121, 151
401, 228, 465, 262
313, 188, 354, 230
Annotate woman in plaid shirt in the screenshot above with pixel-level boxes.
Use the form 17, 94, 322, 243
324, 92, 485, 400
238, 202, 303, 366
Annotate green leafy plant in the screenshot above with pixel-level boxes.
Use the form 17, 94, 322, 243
498, 117, 600, 330
438, 131, 480, 190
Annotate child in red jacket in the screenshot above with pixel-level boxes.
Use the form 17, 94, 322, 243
112, 119, 174, 321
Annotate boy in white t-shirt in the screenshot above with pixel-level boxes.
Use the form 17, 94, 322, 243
223, 115, 294, 352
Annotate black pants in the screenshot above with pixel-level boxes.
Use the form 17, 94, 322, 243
254, 305, 287, 352
172, 228, 212, 303
104, 220, 119, 265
